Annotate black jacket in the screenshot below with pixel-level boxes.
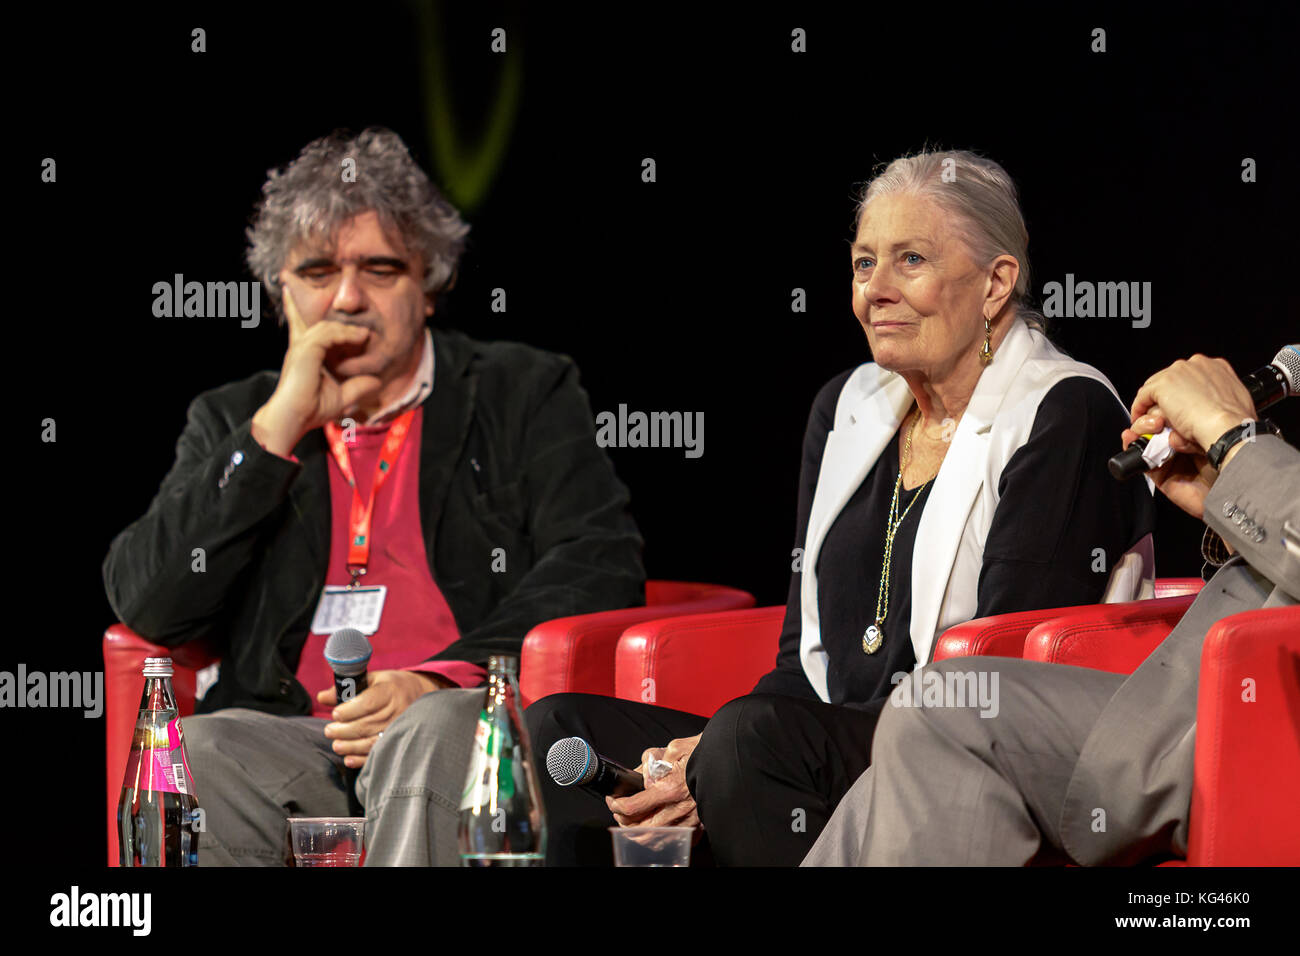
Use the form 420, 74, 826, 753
103, 327, 645, 716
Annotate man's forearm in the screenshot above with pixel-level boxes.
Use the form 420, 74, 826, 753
104, 416, 301, 642
1203, 434, 1300, 597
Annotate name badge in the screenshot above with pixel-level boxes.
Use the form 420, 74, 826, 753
310, 585, 387, 636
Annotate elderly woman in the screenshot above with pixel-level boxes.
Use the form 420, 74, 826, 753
526, 150, 1156, 866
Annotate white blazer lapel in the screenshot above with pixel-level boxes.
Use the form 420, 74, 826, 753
799, 373, 912, 700
908, 319, 1037, 664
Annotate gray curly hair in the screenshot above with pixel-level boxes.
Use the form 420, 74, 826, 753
855, 150, 1046, 332
245, 127, 470, 316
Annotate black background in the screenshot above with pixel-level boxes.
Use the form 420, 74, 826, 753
11, 0, 1298, 926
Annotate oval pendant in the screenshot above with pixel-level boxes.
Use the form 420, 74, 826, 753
862, 624, 883, 654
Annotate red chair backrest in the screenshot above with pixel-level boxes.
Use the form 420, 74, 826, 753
1154, 578, 1205, 598
1187, 605, 1300, 865
615, 606, 786, 717
519, 580, 754, 706
934, 579, 1205, 663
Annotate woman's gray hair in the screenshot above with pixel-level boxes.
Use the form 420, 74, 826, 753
855, 150, 1046, 332
245, 127, 470, 314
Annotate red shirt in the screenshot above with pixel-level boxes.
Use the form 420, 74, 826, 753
294, 405, 485, 716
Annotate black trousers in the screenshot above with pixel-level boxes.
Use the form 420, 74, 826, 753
524, 692, 882, 866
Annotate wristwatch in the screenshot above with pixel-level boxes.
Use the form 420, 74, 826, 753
1206, 418, 1280, 470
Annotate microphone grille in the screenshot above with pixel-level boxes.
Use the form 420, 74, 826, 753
324, 628, 373, 677
546, 737, 597, 787
1272, 345, 1300, 394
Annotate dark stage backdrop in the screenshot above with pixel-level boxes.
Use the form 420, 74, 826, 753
13, 3, 1297, 877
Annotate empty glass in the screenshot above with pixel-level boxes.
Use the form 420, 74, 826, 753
288, 817, 366, 867
608, 826, 693, 867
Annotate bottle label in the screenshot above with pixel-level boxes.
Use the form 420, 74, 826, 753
459, 712, 494, 811
123, 718, 193, 795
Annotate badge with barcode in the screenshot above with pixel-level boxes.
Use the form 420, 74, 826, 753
310, 585, 387, 636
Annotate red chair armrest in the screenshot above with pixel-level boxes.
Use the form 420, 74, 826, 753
519, 582, 754, 707
934, 608, 1058, 661
1022, 595, 1196, 674
1188, 605, 1300, 865
614, 606, 786, 717
934, 584, 1204, 664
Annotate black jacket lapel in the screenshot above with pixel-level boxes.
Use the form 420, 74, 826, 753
287, 429, 331, 575
420, 328, 479, 571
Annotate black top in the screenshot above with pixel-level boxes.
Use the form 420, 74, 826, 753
752, 373, 1157, 710
817, 421, 931, 708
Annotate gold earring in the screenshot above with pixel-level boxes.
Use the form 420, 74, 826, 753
979, 316, 993, 365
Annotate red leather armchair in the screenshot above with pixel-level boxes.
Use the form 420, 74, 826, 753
615, 606, 786, 717
933, 578, 1204, 663
606, 580, 1208, 718
103, 579, 753, 865
1022, 602, 1300, 865
608, 579, 1296, 864
519, 581, 754, 707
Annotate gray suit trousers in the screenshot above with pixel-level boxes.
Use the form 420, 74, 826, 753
183, 687, 482, 866
802, 658, 1127, 866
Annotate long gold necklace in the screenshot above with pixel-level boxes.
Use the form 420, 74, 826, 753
863, 409, 934, 654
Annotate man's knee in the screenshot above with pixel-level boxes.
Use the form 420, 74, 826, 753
877, 660, 1006, 758
379, 688, 481, 748
182, 708, 262, 764
360, 689, 482, 803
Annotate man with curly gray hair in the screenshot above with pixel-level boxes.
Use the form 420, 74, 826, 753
104, 127, 645, 865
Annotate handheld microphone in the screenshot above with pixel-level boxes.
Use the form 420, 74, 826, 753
546, 737, 645, 797
1109, 345, 1300, 481
324, 628, 372, 703
323, 628, 373, 817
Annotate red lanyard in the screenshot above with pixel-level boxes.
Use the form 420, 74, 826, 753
323, 408, 417, 588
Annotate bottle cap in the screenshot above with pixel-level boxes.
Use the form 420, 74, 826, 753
487, 655, 519, 676
142, 657, 174, 678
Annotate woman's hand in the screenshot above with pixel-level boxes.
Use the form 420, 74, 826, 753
606, 734, 703, 828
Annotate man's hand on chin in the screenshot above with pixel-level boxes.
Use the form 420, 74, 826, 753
318, 669, 451, 768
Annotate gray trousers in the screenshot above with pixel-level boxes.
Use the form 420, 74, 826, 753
802, 658, 1130, 866
183, 688, 482, 866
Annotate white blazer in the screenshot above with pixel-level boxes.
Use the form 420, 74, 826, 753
798, 317, 1155, 702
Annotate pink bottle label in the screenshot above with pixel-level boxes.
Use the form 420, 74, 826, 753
123, 718, 194, 795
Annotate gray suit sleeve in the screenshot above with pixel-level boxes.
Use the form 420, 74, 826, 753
1202, 434, 1300, 601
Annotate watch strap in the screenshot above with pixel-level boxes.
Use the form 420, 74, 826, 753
1207, 418, 1278, 470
